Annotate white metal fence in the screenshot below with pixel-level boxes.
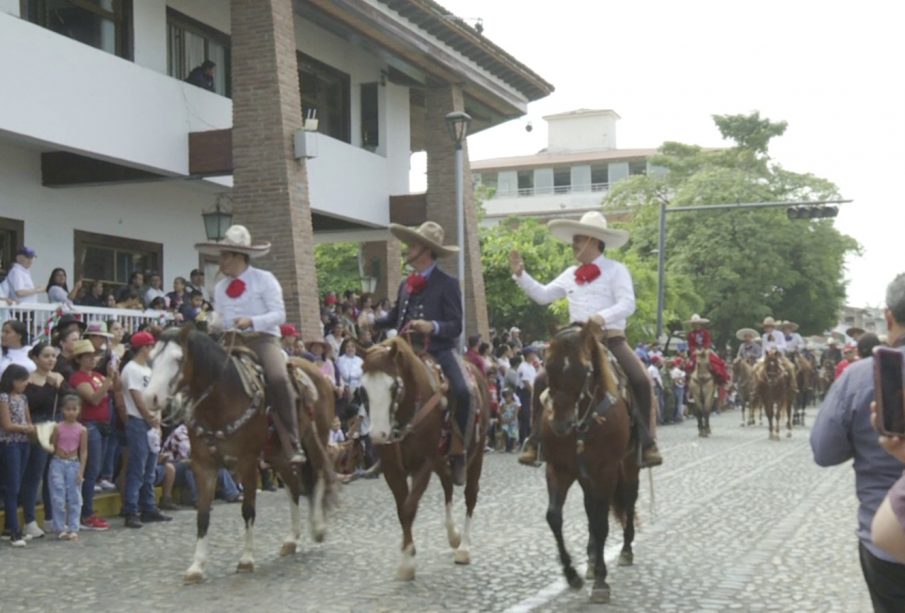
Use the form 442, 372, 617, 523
1, 303, 174, 344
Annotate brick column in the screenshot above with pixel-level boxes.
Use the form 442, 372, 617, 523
424, 85, 489, 342
229, 0, 320, 339
361, 240, 402, 302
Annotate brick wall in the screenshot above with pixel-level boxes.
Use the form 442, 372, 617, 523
229, 0, 321, 339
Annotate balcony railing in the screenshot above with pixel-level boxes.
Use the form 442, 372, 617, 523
493, 182, 611, 198
1, 303, 174, 344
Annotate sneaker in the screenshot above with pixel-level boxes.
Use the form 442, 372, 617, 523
140, 510, 172, 523
158, 497, 180, 511
10, 534, 27, 547
68, 532, 79, 542
24, 521, 45, 539
58, 531, 71, 541
124, 515, 143, 529
93, 484, 102, 493
81, 515, 111, 531
98, 479, 117, 492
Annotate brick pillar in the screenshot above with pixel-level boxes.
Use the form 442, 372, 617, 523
424, 85, 489, 342
230, 0, 320, 339
361, 240, 402, 302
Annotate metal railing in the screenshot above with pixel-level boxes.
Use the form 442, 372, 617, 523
495, 182, 610, 198
0, 303, 174, 343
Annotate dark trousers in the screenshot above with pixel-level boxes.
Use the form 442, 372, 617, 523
859, 541, 905, 612
19, 441, 48, 524
606, 336, 655, 448
432, 349, 471, 438
1, 442, 29, 535
246, 335, 298, 440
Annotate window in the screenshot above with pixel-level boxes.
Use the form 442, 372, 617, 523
553, 167, 571, 193
476, 172, 498, 191
360, 82, 379, 151
517, 170, 533, 195
167, 9, 231, 97
0, 217, 24, 283
74, 230, 161, 290
629, 160, 648, 176
591, 164, 609, 189
298, 52, 351, 143
22, 0, 132, 59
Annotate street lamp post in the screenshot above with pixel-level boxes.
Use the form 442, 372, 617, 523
655, 199, 667, 341
445, 111, 471, 351
202, 194, 233, 241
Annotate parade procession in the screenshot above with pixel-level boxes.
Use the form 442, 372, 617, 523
1, 1, 904, 612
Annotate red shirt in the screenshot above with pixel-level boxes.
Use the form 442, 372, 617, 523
687, 328, 712, 353
69, 370, 111, 424
834, 359, 854, 380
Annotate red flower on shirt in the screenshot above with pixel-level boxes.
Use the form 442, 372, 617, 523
574, 263, 601, 285
226, 278, 246, 299
406, 273, 427, 295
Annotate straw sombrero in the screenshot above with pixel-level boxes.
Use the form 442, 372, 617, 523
195, 225, 271, 258
781, 320, 799, 331
547, 211, 629, 249
761, 316, 778, 328
389, 221, 459, 256
736, 328, 758, 340
685, 314, 710, 326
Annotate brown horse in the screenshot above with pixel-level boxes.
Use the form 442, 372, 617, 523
360, 337, 489, 580
145, 326, 335, 583
817, 359, 835, 400
733, 357, 757, 426
791, 352, 816, 425
753, 350, 793, 440
689, 348, 716, 437
540, 322, 640, 604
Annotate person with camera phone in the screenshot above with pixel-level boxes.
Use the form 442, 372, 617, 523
874, 346, 905, 438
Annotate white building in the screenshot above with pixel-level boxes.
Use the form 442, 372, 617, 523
472, 109, 659, 224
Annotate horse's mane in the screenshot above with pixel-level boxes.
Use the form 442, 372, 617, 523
183, 329, 229, 385
548, 324, 616, 396
364, 337, 432, 390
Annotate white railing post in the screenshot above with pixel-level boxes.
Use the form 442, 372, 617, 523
2, 303, 174, 344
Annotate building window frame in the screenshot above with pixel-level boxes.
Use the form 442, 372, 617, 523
0, 217, 25, 282
297, 51, 351, 144
74, 230, 162, 290
20, 0, 133, 60
166, 8, 231, 97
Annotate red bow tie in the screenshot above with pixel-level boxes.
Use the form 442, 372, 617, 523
406, 273, 427, 294
574, 263, 601, 285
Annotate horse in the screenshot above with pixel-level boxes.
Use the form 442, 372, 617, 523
732, 357, 757, 426
791, 352, 816, 425
689, 348, 716, 437
145, 326, 335, 583
753, 350, 793, 440
359, 337, 489, 581
540, 322, 639, 604
817, 359, 835, 400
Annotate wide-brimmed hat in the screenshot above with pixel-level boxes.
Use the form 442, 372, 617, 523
195, 225, 271, 258
306, 336, 327, 349
84, 321, 113, 338
827, 338, 838, 345
845, 326, 865, 338
761, 316, 778, 328
388, 221, 459, 256
53, 313, 86, 334
547, 211, 629, 249
71, 339, 96, 357
685, 314, 710, 326
782, 320, 799, 331
736, 328, 758, 340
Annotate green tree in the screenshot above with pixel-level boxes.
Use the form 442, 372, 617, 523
314, 242, 360, 297
604, 112, 860, 345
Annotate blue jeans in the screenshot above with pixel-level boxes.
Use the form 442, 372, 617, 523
174, 462, 241, 505
81, 422, 106, 519
19, 442, 48, 524
674, 385, 685, 421
1, 441, 30, 535
123, 418, 157, 515
48, 457, 82, 533
100, 427, 120, 483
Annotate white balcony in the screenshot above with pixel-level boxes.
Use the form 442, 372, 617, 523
2, 303, 174, 345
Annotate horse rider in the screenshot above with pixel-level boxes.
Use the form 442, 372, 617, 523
782, 320, 806, 355
735, 328, 763, 362
822, 338, 843, 365
758, 316, 797, 392
374, 221, 471, 486
195, 225, 305, 466
509, 211, 663, 468
684, 313, 729, 384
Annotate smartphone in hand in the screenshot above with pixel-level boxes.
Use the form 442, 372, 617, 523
873, 346, 905, 436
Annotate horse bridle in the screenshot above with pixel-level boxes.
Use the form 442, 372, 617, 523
367, 363, 446, 446
549, 363, 610, 437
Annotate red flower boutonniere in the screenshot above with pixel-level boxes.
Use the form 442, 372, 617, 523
574, 263, 602, 285
406, 273, 427, 295
226, 278, 246, 299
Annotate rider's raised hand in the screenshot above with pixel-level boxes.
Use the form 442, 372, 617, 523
509, 250, 525, 277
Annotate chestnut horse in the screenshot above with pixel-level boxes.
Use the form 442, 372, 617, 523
145, 327, 335, 583
733, 357, 757, 426
541, 322, 640, 604
689, 348, 716, 437
753, 350, 793, 440
360, 337, 489, 580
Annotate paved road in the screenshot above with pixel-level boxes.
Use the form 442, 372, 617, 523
1, 408, 874, 612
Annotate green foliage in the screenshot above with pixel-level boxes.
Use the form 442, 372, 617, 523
604, 111, 860, 346
314, 243, 360, 297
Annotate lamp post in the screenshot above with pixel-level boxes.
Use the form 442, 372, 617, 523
445, 111, 471, 350
202, 195, 233, 241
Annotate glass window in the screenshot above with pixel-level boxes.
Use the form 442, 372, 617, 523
629, 160, 648, 176
553, 167, 571, 193
167, 9, 231, 97
23, 0, 131, 58
517, 170, 533, 195
0, 217, 24, 284
591, 165, 609, 190
75, 230, 161, 289
360, 82, 379, 151
298, 52, 351, 143
477, 172, 498, 191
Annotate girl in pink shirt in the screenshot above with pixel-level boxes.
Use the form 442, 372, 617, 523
49, 395, 87, 540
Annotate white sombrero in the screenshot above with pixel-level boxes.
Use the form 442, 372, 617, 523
781, 320, 799, 331
761, 316, 778, 328
547, 211, 629, 249
195, 225, 271, 258
685, 313, 710, 326
389, 221, 459, 256
736, 327, 758, 340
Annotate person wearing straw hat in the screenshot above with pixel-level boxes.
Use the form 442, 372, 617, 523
760, 316, 787, 354
683, 313, 729, 389
735, 328, 763, 362
509, 211, 662, 468
374, 220, 472, 485
194, 225, 305, 466
782, 320, 806, 354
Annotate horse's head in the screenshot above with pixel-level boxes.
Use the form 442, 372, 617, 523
763, 350, 783, 382
145, 326, 189, 412
360, 337, 428, 445
544, 321, 608, 436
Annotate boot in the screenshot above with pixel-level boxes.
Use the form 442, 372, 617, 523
275, 406, 306, 466
518, 438, 540, 466
449, 433, 467, 486
641, 443, 663, 468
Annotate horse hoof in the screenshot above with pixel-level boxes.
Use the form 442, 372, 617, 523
183, 570, 204, 585
618, 551, 634, 566
280, 542, 298, 557
236, 561, 255, 573
590, 585, 611, 604
396, 566, 415, 581
448, 530, 461, 550
786, 431, 792, 438
311, 526, 326, 543
585, 564, 595, 580
566, 570, 584, 590
454, 549, 471, 565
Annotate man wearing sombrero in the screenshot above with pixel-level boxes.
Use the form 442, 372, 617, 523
735, 328, 763, 362
782, 320, 806, 355
759, 316, 797, 391
509, 211, 662, 468
195, 225, 305, 466
374, 221, 472, 485
683, 313, 729, 396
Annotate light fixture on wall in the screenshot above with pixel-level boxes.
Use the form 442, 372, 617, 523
202, 193, 233, 241
358, 249, 380, 294
445, 111, 471, 349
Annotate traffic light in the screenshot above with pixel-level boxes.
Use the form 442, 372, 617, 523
786, 205, 839, 220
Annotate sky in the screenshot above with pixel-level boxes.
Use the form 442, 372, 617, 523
424, 0, 905, 308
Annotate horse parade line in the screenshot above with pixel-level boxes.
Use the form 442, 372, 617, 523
1, 404, 873, 612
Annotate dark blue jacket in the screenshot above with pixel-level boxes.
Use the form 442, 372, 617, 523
376, 266, 462, 353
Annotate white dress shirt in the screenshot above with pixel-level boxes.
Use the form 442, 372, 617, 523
336, 354, 364, 390
762, 330, 787, 353
517, 361, 537, 388
514, 254, 636, 332
5, 263, 37, 304
785, 332, 805, 353
212, 266, 285, 337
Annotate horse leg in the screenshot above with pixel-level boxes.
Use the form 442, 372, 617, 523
236, 459, 259, 573
272, 458, 302, 556
309, 467, 327, 543
785, 395, 793, 438
546, 464, 582, 590
383, 459, 415, 581
435, 464, 461, 549
583, 484, 612, 603
184, 462, 217, 584
454, 445, 484, 566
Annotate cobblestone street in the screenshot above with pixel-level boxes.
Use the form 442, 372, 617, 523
1, 408, 872, 612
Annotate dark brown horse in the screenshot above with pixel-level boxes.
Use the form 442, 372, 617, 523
540, 322, 640, 603
145, 326, 335, 583
732, 357, 757, 426
753, 350, 793, 440
360, 337, 489, 580
791, 352, 816, 425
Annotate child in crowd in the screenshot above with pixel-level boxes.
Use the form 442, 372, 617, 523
49, 395, 87, 541
329, 417, 346, 446
149, 424, 178, 511
499, 388, 520, 453
0, 364, 36, 546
